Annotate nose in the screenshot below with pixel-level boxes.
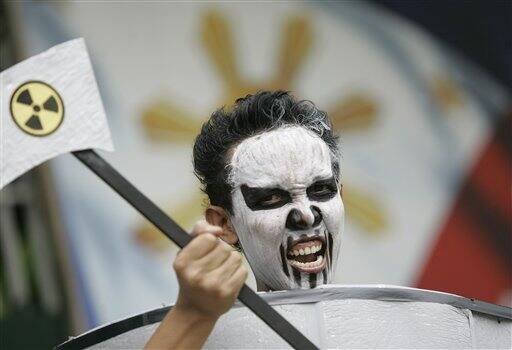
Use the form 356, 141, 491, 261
311, 206, 322, 226
286, 206, 323, 230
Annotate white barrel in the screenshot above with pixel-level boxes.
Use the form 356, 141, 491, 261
58, 285, 512, 349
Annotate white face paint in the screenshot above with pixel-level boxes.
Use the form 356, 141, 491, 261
229, 126, 344, 290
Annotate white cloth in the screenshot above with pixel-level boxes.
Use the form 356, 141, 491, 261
0, 38, 114, 188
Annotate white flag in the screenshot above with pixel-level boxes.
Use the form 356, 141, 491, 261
0, 38, 114, 189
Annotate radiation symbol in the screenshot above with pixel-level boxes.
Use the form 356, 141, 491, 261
10, 81, 64, 137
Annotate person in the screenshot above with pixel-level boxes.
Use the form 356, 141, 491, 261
145, 91, 344, 349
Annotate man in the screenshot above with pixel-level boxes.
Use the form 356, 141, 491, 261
145, 91, 344, 349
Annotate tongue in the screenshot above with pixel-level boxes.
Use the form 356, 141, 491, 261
294, 254, 316, 263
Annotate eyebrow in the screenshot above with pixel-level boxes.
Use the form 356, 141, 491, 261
240, 185, 291, 211
306, 176, 338, 201
309, 176, 337, 187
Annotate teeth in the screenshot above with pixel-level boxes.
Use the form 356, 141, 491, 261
289, 244, 322, 257
289, 255, 324, 269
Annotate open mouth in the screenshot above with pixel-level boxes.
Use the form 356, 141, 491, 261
286, 237, 326, 274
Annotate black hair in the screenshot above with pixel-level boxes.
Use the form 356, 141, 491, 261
193, 90, 340, 213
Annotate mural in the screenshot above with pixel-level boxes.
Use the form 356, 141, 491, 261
12, 1, 510, 329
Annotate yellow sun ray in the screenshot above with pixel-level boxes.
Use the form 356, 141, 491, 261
201, 10, 241, 89
430, 75, 463, 111
329, 93, 378, 132
140, 101, 203, 143
274, 14, 313, 88
135, 191, 207, 251
343, 186, 388, 234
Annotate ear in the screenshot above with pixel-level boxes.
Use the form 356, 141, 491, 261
339, 183, 343, 199
205, 206, 238, 245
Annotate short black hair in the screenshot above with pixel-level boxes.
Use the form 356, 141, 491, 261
193, 90, 340, 213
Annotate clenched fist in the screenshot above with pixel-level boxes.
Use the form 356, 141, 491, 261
173, 224, 247, 318
145, 221, 247, 349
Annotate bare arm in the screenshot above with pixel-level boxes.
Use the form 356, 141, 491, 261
145, 223, 247, 349
144, 305, 217, 349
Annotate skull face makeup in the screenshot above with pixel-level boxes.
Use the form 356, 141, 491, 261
229, 126, 344, 290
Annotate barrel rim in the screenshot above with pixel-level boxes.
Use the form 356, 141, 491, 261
55, 284, 512, 350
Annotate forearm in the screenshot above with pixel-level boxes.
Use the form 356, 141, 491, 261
144, 306, 218, 350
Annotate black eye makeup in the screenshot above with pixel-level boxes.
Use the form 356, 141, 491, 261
307, 177, 338, 201
241, 185, 291, 210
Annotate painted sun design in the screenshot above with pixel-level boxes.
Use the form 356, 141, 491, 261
136, 9, 389, 251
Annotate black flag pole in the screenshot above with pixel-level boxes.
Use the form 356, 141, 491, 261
72, 149, 319, 350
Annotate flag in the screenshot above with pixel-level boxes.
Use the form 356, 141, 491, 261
0, 38, 113, 188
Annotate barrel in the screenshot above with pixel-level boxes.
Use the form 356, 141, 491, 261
57, 285, 512, 349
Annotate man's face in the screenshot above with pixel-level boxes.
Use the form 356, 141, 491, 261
228, 126, 344, 290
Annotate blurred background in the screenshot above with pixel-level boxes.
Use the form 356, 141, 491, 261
1, 0, 510, 348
